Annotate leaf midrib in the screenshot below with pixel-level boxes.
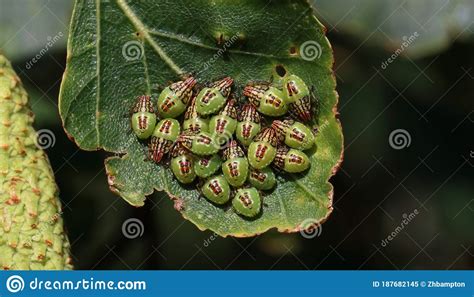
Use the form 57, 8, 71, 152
116, 0, 183, 74
116, 0, 321, 72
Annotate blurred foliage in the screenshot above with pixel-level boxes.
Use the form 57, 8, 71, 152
314, 0, 474, 58
0, 1, 473, 269
0, 0, 72, 61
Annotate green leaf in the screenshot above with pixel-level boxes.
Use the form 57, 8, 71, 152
59, 0, 343, 237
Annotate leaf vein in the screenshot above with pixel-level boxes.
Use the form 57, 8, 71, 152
116, 0, 183, 75
148, 29, 320, 61
291, 176, 326, 206
141, 43, 151, 95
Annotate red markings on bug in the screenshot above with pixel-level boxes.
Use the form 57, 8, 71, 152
159, 120, 173, 135
264, 94, 282, 107
242, 123, 252, 138
137, 115, 149, 129
256, 127, 278, 147
255, 144, 268, 161
149, 137, 171, 163
201, 90, 216, 104
178, 160, 191, 174
215, 118, 228, 133
227, 161, 240, 177
208, 180, 223, 195
150, 147, 164, 163
289, 128, 305, 142
134, 95, 154, 113
240, 193, 252, 207
171, 77, 197, 101
240, 103, 260, 123
289, 153, 304, 164
161, 97, 176, 112
286, 81, 299, 96
197, 135, 212, 145
213, 77, 234, 97
290, 96, 311, 122
251, 171, 266, 182
199, 158, 210, 166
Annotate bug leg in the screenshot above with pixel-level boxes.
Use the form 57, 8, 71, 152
268, 75, 274, 84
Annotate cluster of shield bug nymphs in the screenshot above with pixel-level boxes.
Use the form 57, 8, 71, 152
130, 73, 316, 218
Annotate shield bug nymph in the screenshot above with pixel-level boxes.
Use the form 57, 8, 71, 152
243, 82, 288, 117
153, 118, 181, 141
247, 127, 278, 169
222, 140, 249, 187
149, 119, 181, 163
157, 76, 197, 118
149, 136, 171, 163
248, 167, 276, 191
177, 130, 219, 156
283, 74, 312, 122
196, 77, 233, 116
170, 142, 196, 184
183, 95, 209, 133
288, 94, 312, 123
283, 74, 310, 103
273, 146, 311, 173
194, 154, 222, 178
232, 187, 262, 218
209, 98, 238, 146
131, 95, 157, 139
236, 103, 261, 147
272, 119, 315, 150
201, 175, 231, 205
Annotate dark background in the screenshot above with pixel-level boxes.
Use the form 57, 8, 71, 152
1, 0, 473, 269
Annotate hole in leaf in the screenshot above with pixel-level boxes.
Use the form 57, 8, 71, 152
275, 65, 287, 77
289, 46, 297, 55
